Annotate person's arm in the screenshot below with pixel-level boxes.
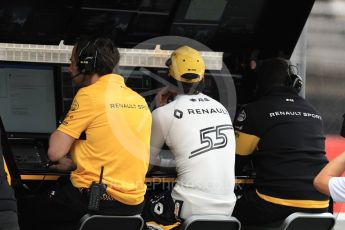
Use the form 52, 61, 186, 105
150, 109, 168, 167
235, 131, 259, 174
234, 107, 260, 175
49, 156, 76, 171
154, 87, 177, 108
48, 130, 75, 162
49, 90, 94, 162
314, 151, 345, 195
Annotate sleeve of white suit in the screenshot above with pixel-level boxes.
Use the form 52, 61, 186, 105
329, 177, 345, 202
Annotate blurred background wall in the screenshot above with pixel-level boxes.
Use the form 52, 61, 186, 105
305, 0, 345, 135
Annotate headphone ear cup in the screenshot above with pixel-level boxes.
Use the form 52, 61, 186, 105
77, 41, 97, 74
82, 56, 96, 73
290, 74, 302, 93
77, 55, 85, 73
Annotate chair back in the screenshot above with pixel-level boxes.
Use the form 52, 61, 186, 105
179, 215, 241, 230
280, 212, 335, 230
78, 214, 144, 230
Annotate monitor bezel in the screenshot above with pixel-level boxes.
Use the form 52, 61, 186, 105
0, 61, 62, 139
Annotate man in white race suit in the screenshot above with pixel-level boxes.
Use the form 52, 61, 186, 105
143, 46, 236, 228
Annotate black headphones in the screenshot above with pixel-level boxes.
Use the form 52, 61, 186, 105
287, 65, 303, 93
76, 40, 98, 74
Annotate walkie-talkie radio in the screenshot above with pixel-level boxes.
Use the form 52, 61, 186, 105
88, 166, 107, 212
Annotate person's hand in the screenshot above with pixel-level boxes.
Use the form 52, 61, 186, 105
49, 157, 76, 171
154, 87, 177, 108
250, 60, 257, 70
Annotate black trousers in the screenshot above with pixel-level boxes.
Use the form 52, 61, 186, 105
19, 178, 144, 230
232, 188, 329, 228
0, 211, 20, 230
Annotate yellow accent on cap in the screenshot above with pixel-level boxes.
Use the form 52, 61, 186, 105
168, 46, 205, 83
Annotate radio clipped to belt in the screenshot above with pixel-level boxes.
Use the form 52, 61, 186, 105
88, 166, 107, 212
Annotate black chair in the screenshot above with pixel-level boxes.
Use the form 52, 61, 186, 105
78, 214, 144, 230
245, 212, 335, 230
179, 215, 241, 230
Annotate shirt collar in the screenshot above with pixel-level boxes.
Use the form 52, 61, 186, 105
265, 86, 298, 96
96, 74, 125, 85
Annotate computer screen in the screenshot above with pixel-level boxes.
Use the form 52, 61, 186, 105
0, 63, 57, 134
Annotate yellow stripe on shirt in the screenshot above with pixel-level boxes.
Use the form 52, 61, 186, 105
256, 190, 329, 209
3, 158, 11, 185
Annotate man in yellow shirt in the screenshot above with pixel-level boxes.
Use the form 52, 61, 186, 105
21, 38, 152, 230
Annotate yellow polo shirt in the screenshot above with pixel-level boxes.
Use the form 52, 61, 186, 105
58, 74, 152, 205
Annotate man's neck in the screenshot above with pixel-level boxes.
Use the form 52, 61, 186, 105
81, 73, 100, 87
89, 74, 100, 84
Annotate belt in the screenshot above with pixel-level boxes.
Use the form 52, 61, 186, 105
78, 187, 116, 201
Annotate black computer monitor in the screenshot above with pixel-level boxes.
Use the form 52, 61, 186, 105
0, 63, 58, 137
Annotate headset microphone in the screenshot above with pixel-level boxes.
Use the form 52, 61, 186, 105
71, 72, 82, 79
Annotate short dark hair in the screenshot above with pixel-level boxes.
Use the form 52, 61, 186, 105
256, 57, 290, 95
75, 37, 120, 76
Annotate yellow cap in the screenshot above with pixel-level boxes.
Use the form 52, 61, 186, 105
167, 46, 205, 83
